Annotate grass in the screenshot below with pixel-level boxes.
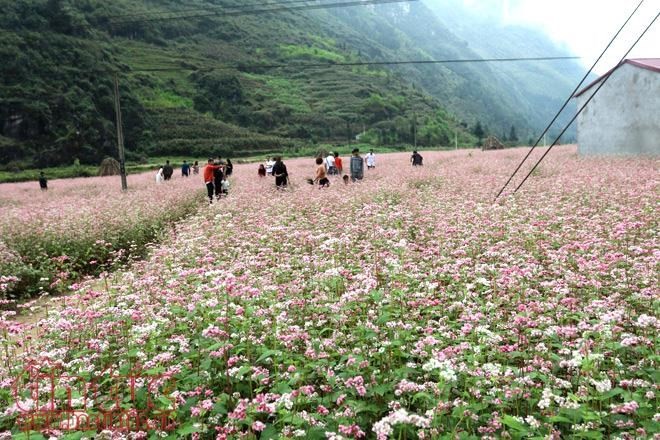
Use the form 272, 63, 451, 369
279, 44, 346, 63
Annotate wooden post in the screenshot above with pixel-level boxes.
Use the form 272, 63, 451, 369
113, 73, 128, 191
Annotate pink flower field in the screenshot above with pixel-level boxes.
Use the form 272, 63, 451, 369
0, 146, 658, 439
0, 172, 204, 299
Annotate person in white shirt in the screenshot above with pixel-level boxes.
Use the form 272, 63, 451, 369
155, 167, 164, 184
366, 150, 376, 169
265, 158, 276, 176
325, 153, 337, 175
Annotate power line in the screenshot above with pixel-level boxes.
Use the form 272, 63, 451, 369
103, 0, 335, 21
510, 10, 659, 196
106, 0, 417, 28
493, 0, 646, 201
0, 0, 415, 35
126, 56, 581, 73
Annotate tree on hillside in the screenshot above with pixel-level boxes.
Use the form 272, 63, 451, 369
509, 125, 518, 143
472, 121, 485, 142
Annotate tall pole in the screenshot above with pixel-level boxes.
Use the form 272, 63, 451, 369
455, 129, 458, 150
113, 73, 128, 191
413, 111, 417, 149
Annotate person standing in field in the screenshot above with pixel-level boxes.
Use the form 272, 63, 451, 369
411, 151, 423, 166
213, 158, 225, 200
225, 159, 234, 177
38, 172, 48, 191
315, 157, 330, 188
192, 161, 200, 175
325, 152, 337, 175
366, 149, 376, 170
350, 148, 365, 182
258, 164, 267, 178
266, 157, 276, 176
163, 160, 174, 181
182, 160, 191, 177
334, 152, 343, 176
203, 159, 223, 204
155, 166, 164, 184
272, 157, 288, 189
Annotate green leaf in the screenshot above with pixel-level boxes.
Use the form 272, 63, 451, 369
596, 388, 623, 401
177, 422, 201, 436
256, 349, 282, 364
549, 415, 573, 424
158, 396, 173, 407
261, 425, 279, 440
501, 415, 528, 433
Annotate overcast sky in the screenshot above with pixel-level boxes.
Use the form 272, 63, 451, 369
462, 0, 659, 74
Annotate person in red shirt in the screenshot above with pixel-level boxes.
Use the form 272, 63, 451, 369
203, 159, 223, 204
334, 152, 343, 176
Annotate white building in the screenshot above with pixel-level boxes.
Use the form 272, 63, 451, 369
575, 58, 660, 156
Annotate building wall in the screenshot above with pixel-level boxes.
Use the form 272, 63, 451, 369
577, 64, 660, 156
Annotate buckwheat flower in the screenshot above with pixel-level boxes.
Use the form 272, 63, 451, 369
635, 314, 658, 328
590, 378, 612, 393
538, 388, 553, 409
525, 416, 540, 429
610, 401, 639, 414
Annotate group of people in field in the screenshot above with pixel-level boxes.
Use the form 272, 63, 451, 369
311, 148, 375, 188
202, 157, 234, 204
37, 150, 422, 195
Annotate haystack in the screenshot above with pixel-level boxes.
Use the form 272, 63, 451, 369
98, 157, 121, 176
482, 136, 505, 151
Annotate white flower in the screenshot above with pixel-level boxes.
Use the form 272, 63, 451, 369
590, 377, 612, 393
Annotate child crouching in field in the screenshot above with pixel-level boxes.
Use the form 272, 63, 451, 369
315, 157, 330, 188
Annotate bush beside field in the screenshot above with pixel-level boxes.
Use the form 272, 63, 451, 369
0, 173, 205, 300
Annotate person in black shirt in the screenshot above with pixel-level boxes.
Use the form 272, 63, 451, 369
411, 151, 423, 166
272, 157, 288, 189
39, 172, 48, 191
163, 160, 174, 180
225, 159, 234, 177
213, 158, 225, 200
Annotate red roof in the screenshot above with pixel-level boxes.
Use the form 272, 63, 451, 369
574, 58, 660, 97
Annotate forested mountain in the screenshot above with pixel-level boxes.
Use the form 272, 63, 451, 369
0, 0, 586, 167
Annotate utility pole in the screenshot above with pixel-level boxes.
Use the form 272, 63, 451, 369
413, 111, 417, 149
113, 73, 128, 191
347, 120, 351, 147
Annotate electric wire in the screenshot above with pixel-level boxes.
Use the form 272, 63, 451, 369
0, 0, 415, 35
126, 56, 581, 73
494, 0, 645, 201
106, 0, 417, 27
103, 0, 340, 21
510, 10, 659, 196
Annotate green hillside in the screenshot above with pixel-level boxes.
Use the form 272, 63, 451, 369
0, 0, 585, 168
